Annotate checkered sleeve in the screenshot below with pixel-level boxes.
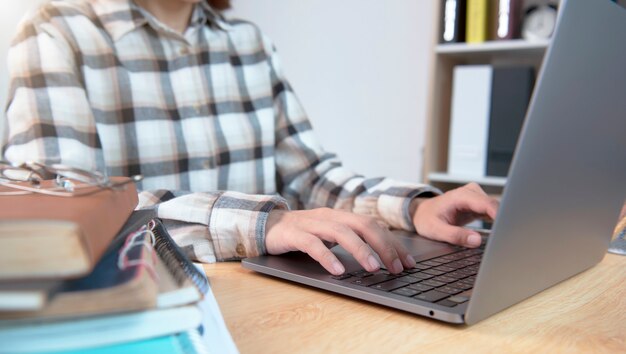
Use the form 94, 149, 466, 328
266, 35, 442, 230
137, 189, 289, 263
3, 6, 103, 171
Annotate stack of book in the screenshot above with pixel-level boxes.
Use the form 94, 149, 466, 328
0, 178, 216, 353
440, 0, 525, 43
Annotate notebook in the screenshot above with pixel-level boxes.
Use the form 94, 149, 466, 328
33, 330, 210, 354
0, 177, 138, 280
0, 305, 203, 353
242, 0, 626, 325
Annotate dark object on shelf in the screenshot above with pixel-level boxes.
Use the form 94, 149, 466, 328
486, 66, 535, 177
441, 0, 467, 43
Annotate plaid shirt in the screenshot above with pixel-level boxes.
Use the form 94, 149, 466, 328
3, 0, 440, 262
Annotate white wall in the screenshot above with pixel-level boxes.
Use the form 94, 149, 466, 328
0, 0, 436, 183
227, 0, 435, 182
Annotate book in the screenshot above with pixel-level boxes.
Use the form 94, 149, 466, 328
440, 0, 466, 43
492, 0, 523, 40
466, 0, 489, 43
0, 305, 203, 353
448, 65, 493, 178
0, 213, 203, 320
486, 66, 535, 177
38, 330, 210, 354
0, 280, 61, 311
0, 224, 158, 319
0, 177, 138, 280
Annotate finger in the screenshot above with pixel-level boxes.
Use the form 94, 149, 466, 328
293, 232, 346, 275
463, 182, 487, 195
342, 215, 404, 274
307, 221, 381, 273
390, 236, 416, 269
428, 221, 482, 248
454, 189, 499, 220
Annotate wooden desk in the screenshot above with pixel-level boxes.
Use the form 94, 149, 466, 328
203, 254, 625, 353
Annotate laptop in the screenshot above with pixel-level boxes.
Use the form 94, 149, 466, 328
242, 0, 626, 325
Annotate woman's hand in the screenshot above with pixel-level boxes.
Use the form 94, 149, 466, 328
264, 183, 499, 276
412, 183, 499, 248
265, 208, 416, 276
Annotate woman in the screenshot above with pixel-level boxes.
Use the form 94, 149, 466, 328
3, 0, 498, 275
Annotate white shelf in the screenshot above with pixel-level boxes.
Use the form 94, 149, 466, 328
435, 39, 549, 60
428, 172, 507, 187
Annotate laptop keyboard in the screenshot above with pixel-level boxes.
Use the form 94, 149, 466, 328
331, 248, 484, 307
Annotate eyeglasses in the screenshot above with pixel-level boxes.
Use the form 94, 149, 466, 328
0, 161, 142, 197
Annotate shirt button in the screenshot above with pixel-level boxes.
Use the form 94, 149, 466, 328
179, 46, 189, 56
202, 160, 211, 168
236, 243, 246, 256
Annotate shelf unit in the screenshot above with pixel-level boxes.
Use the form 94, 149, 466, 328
422, 7, 551, 194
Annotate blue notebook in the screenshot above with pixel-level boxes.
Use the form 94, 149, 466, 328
35, 330, 208, 354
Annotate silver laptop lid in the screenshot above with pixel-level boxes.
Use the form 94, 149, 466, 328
465, 0, 626, 324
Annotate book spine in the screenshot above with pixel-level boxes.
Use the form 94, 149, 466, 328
441, 0, 466, 43
486, 66, 535, 177
466, 0, 488, 43
448, 65, 493, 178
494, 0, 522, 40
151, 220, 209, 295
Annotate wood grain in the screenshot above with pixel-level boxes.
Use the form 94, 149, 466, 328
203, 254, 625, 354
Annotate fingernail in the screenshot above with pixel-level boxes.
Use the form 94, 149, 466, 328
406, 255, 416, 268
367, 255, 380, 271
468, 234, 482, 247
332, 260, 345, 275
392, 258, 403, 273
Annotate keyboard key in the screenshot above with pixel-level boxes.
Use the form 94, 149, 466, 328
433, 265, 455, 273
429, 257, 451, 264
351, 273, 397, 287
445, 261, 466, 269
421, 260, 444, 267
331, 273, 353, 280
414, 290, 449, 303
437, 286, 464, 295
370, 279, 409, 292
423, 269, 446, 276
436, 299, 459, 307
433, 275, 457, 284
446, 271, 469, 279
407, 283, 434, 292
447, 295, 470, 304
412, 263, 432, 270
407, 272, 434, 281
450, 281, 473, 291
396, 275, 420, 284
392, 287, 421, 297
421, 279, 447, 287
350, 270, 374, 278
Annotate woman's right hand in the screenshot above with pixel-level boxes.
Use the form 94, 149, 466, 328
264, 208, 416, 276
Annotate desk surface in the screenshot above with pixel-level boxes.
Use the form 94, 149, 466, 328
203, 254, 625, 353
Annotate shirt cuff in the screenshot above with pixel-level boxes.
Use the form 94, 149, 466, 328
208, 192, 290, 260
377, 186, 442, 231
